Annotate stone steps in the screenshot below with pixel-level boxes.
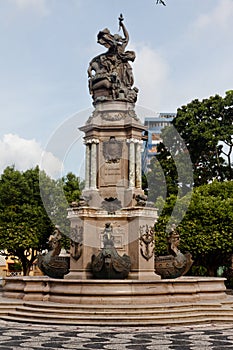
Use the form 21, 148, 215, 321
3, 313, 233, 326
0, 299, 23, 316
2, 300, 233, 325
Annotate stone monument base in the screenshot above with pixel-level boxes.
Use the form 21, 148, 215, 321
3, 276, 233, 325
3, 276, 227, 305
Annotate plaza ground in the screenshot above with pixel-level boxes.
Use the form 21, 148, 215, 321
0, 321, 233, 349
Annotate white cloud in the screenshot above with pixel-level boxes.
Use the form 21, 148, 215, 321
0, 134, 62, 178
194, 0, 233, 32
133, 44, 170, 111
156, 0, 233, 112
10, 0, 49, 16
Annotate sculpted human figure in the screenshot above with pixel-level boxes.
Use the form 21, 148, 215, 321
48, 227, 62, 257
103, 222, 114, 247
168, 224, 180, 256
87, 14, 138, 103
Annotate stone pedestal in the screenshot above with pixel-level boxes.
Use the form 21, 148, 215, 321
65, 205, 159, 280
65, 100, 159, 280
79, 101, 145, 208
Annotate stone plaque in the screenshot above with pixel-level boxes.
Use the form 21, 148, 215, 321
100, 233, 123, 249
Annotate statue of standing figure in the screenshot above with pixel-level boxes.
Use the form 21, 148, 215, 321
88, 14, 138, 104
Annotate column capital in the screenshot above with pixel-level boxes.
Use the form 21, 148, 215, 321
126, 138, 143, 144
85, 138, 99, 144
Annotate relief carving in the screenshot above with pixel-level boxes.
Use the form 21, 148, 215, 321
70, 225, 83, 261
103, 137, 123, 163
139, 225, 155, 261
102, 112, 124, 121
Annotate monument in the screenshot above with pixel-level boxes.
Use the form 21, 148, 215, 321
66, 14, 158, 280
2, 16, 229, 323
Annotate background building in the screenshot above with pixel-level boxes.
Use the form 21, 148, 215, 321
142, 113, 176, 173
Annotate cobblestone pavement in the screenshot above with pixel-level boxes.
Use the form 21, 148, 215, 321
0, 321, 233, 349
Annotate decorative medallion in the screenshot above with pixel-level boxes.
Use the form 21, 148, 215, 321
139, 225, 155, 261
103, 137, 123, 163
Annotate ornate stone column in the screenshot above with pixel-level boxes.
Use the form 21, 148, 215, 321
127, 139, 136, 188
84, 142, 91, 190
135, 141, 143, 189
90, 139, 99, 190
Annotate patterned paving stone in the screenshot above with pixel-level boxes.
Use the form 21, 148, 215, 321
0, 321, 233, 349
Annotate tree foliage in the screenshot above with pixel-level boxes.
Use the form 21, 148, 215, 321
0, 166, 82, 275
146, 121, 194, 204
154, 181, 233, 276
146, 151, 178, 202
0, 166, 54, 275
146, 91, 233, 205
174, 91, 233, 185
62, 172, 84, 204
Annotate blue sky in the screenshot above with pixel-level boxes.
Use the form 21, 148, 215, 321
1, 0, 233, 178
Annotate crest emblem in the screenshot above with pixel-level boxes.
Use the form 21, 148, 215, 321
103, 137, 123, 163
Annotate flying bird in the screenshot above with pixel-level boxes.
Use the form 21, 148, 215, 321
156, 0, 166, 5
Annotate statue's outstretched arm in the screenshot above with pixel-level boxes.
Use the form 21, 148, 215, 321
119, 15, 129, 50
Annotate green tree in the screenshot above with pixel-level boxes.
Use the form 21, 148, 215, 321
0, 166, 83, 275
0, 166, 54, 275
145, 123, 194, 204
40, 171, 83, 245
62, 172, 84, 204
147, 91, 232, 205
173, 91, 233, 185
146, 152, 178, 202
155, 181, 233, 277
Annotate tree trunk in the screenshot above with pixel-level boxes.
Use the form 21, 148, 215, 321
16, 249, 34, 276
21, 259, 31, 276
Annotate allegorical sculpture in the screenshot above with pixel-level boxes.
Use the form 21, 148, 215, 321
91, 223, 131, 279
65, 15, 158, 281
37, 227, 69, 279
87, 14, 138, 104
155, 225, 193, 279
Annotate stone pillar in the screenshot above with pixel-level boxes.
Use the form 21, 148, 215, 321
84, 143, 90, 190
127, 209, 160, 280
135, 141, 142, 189
90, 139, 99, 190
128, 139, 135, 188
